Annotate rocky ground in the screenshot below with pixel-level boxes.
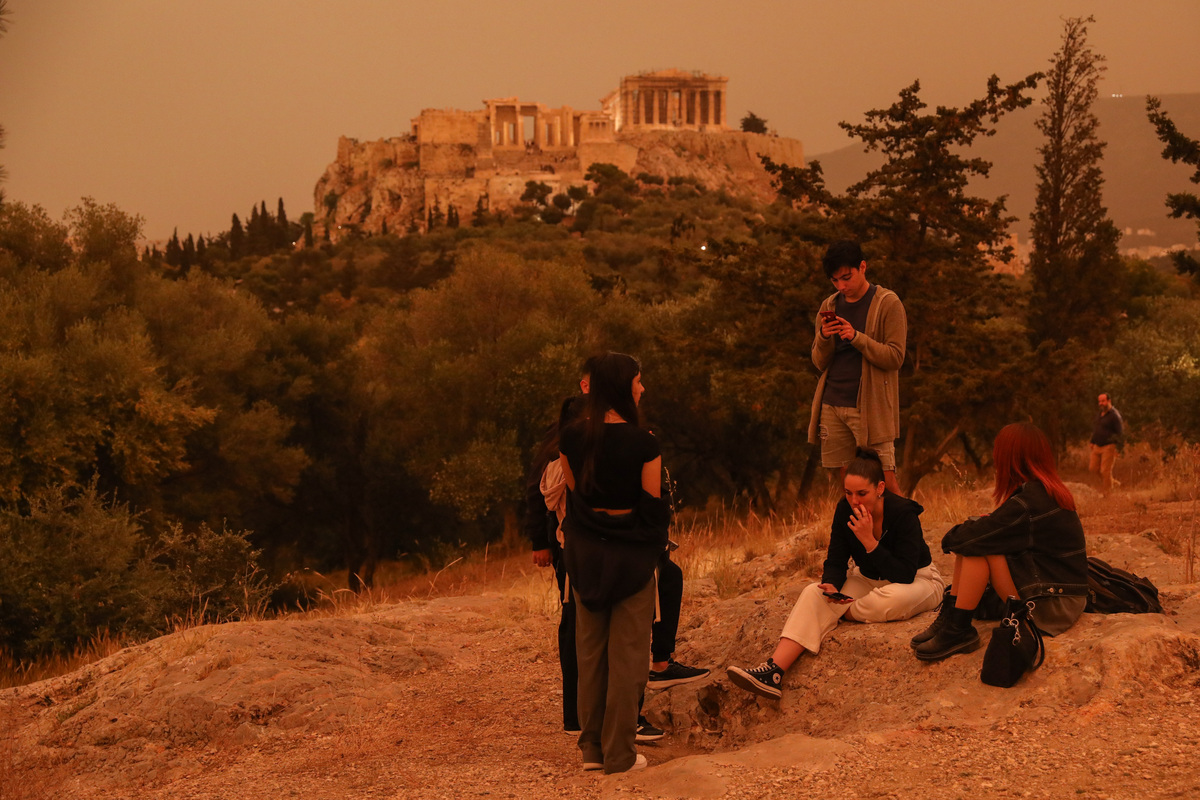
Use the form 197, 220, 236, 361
2, 484, 1198, 800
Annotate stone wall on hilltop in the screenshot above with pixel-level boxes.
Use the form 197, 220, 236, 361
312, 129, 804, 241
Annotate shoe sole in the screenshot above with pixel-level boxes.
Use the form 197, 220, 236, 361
726, 666, 781, 699
913, 635, 982, 662
635, 730, 665, 742
646, 671, 711, 690
583, 762, 603, 772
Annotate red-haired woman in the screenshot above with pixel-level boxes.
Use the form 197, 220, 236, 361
912, 422, 1088, 661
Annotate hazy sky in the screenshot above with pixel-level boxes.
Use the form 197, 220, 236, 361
3, 0, 1199, 241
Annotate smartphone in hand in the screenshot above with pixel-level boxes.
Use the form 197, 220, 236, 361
820, 310, 838, 322
823, 591, 853, 602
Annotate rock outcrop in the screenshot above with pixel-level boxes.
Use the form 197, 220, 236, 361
312, 129, 804, 242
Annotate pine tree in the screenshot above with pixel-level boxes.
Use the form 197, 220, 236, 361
1029, 16, 1124, 345
196, 234, 207, 262
304, 218, 314, 248
763, 72, 1042, 492
1146, 96, 1200, 279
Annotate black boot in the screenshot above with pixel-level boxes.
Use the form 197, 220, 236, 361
910, 586, 954, 647
913, 606, 980, 661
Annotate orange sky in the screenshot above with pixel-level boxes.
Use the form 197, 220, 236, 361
2, 0, 1199, 240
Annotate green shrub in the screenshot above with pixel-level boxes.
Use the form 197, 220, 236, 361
0, 483, 269, 660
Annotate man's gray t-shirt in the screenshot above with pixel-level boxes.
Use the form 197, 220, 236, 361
822, 284, 877, 408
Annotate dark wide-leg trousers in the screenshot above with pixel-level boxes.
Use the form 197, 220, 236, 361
574, 578, 655, 774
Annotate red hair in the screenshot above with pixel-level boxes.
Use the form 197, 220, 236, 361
991, 423, 1076, 511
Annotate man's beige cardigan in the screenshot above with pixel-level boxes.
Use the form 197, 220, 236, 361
808, 287, 907, 447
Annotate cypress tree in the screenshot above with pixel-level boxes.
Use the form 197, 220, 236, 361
1028, 16, 1124, 345
277, 197, 289, 247
181, 233, 195, 274
164, 229, 182, 267
230, 213, 245, 259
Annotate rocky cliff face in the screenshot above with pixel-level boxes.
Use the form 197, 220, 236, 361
312, 130, 804, 241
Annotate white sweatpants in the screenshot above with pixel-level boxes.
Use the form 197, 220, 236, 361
779, 564, 944, 654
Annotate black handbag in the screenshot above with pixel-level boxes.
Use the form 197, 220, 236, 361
980, 597, 1045, 688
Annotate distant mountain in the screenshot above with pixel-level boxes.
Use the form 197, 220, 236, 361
809, 93, 1200, 254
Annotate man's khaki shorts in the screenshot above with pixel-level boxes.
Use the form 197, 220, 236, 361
819, 403, 896, 470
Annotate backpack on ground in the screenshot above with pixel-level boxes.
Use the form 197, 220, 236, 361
1084, 557, 1163, 614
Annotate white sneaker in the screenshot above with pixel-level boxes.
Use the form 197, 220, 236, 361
582, 761, 603, 772
629, 754, 647, 771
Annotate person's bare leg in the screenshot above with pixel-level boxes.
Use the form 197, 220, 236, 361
883, 469, 901, 495
951, 553, 963, 590
770, 638, 805, 671
954, 556, 991, 609
985, 554, 1019, 599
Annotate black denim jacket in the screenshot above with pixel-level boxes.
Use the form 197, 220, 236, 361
941, 481, 1088, 601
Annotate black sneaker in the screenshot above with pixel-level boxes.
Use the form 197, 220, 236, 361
635, 716, 665, 742
647, 659, 711, 689
726, 659, 784, 699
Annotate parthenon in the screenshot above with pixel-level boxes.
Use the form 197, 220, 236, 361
612, 69, 729, 131
316, 68, 803, 240
411, 69, 730, 156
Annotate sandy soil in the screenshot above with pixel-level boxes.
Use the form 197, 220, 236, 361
2, 484, 1198, 800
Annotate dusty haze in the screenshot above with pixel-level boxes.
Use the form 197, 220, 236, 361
2, 0, 1199, 239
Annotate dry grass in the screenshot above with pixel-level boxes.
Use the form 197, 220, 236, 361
0, 630, 128, 691
9, 450, 1200, 692
0, 703, 55, 800
673, 501, 832, 599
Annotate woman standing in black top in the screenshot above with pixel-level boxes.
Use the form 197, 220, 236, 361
558, 353, 667, 774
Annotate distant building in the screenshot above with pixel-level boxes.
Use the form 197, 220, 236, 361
315, 69, 800, 240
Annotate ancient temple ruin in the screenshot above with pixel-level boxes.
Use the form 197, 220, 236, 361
315, 69, 801, 240
612, 69, 729, 131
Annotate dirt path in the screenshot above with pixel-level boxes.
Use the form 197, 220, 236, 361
3, 488, 1198, 800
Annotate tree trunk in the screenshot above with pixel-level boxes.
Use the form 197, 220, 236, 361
795, 446, 822, 501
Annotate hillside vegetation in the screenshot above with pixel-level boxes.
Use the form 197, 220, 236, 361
1, 72, 1199, 671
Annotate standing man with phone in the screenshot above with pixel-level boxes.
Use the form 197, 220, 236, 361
809, 241, 907, 495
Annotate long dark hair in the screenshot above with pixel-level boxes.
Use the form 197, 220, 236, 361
526, 396, 581, 490
992, 422, 1076, 511
576, 352, 641, 493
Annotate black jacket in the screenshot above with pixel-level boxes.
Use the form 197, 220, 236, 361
822, 492, 931, 589
561, 489, 670, 612
941, 481, 1088, 601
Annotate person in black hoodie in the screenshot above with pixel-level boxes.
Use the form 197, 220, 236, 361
727, 449, 944, 699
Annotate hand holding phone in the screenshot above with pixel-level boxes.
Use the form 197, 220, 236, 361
820, 310, 838, 322
823, 591, 854, 603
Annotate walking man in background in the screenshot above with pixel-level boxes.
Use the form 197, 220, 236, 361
1089, 392, 1124, 493
809, 241, 907, 495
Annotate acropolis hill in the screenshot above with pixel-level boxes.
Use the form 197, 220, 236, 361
313, 69, 804, 240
